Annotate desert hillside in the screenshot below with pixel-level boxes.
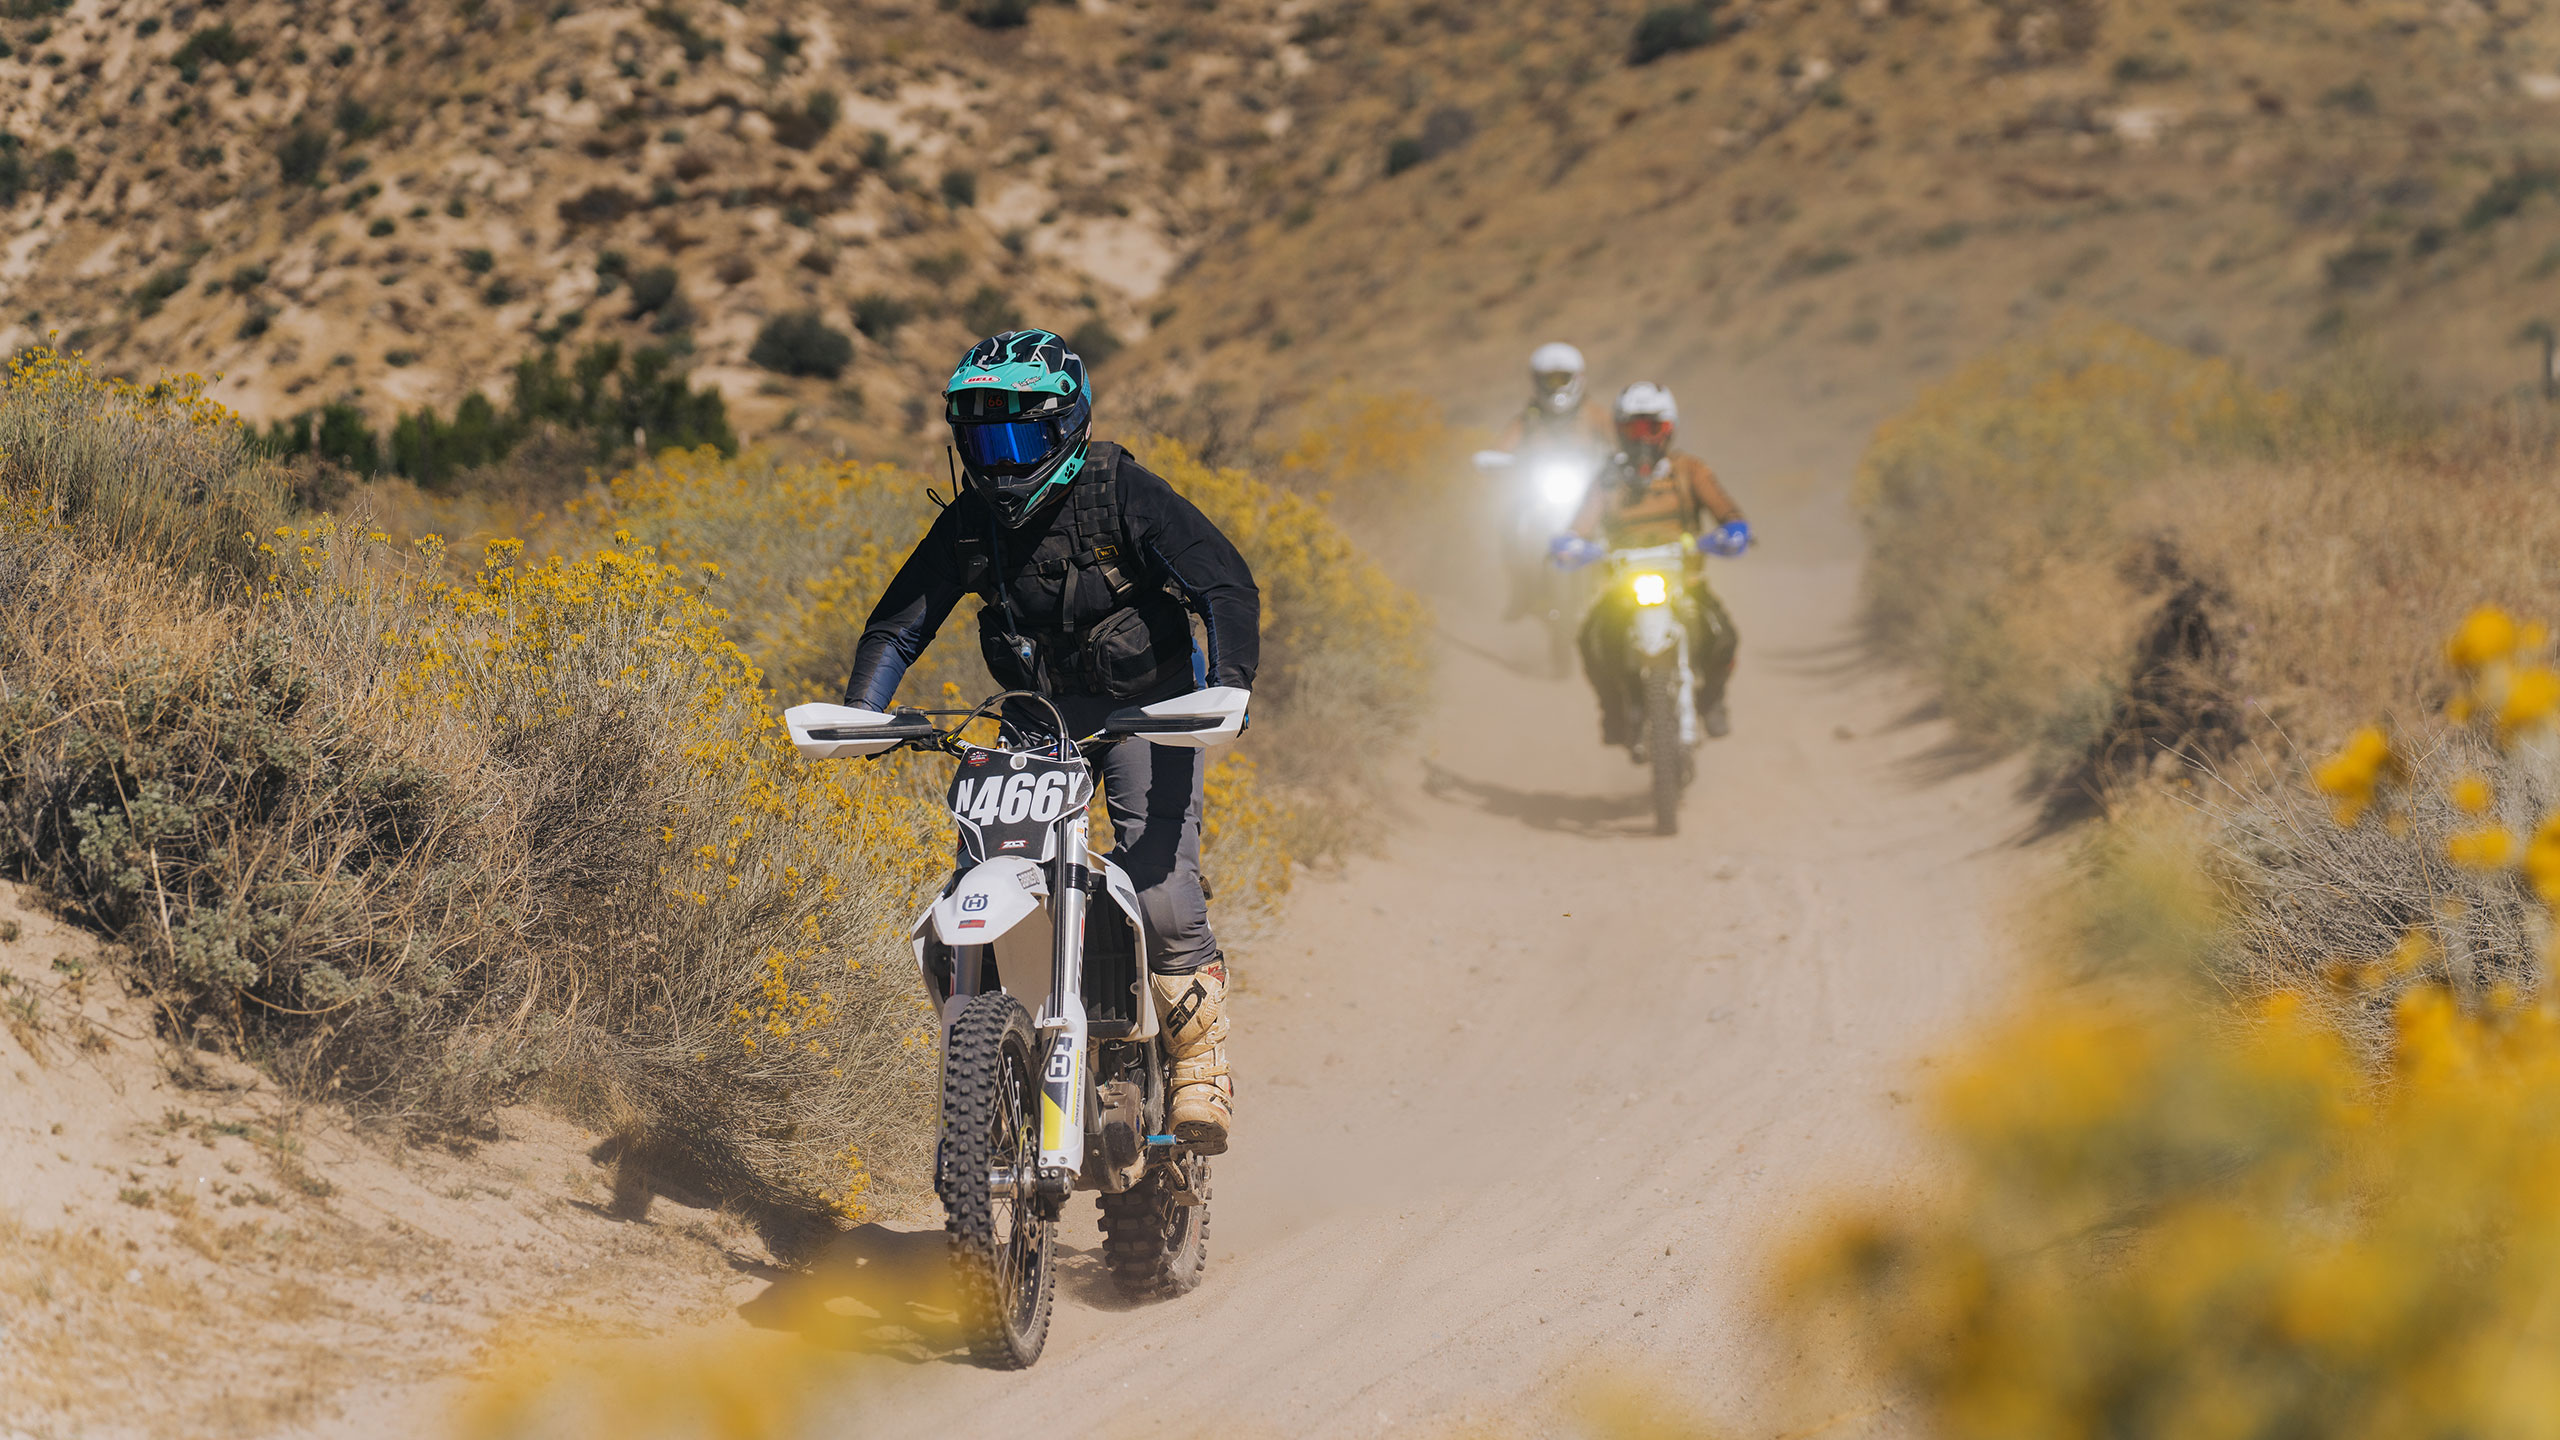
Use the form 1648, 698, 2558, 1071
18, 0, 2560, 467
0, 0, 1307, 454
1122, 0, 2560, 444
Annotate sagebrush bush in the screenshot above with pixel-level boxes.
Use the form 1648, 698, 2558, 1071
747, 311, 854, 379
1629, 2, 1731, 65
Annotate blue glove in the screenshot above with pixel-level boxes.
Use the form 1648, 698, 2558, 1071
1700, 521, 1752, 558
1548, 534, 1603, 570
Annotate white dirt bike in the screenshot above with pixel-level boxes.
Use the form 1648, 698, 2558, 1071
786, 685, 1249, 1369
1475, 444, 1602, 677
1589, 541, 1700, 836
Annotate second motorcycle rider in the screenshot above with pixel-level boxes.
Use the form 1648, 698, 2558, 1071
1556, 382, 1752, 747
843, 328, 1256, 1155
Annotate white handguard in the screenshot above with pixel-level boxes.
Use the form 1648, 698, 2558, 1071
1118, 685, 1251, 750
785, 702, 909, 760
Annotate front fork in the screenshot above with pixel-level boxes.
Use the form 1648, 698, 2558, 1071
1631, 601, 1699, 746
1034, 814, 1090, 1197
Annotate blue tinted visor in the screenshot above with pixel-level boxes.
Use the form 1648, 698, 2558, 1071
953, 418, 1060, 472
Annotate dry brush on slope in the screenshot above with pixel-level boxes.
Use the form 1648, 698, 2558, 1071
1855, 322, 2560, 803
0, 347, 1428, 1225
0, 350, 948, 1223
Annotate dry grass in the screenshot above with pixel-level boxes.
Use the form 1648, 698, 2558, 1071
1853, 321, 2289, 781
2123, 422, 2560, 751
1855, 323, 2560, 793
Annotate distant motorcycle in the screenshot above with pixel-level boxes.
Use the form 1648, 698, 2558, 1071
1475, 444, 1601, 676
785, 685, 1250, 1368
1558, 539, 1700, 835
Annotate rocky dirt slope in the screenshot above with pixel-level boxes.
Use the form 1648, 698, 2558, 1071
0, 0, 1303, 451
18, 0, 2560, 465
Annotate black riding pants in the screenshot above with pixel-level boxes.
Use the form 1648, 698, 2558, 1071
1091, 737, 1221, 976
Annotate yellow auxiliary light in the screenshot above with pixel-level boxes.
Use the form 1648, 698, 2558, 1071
1632, 572, 1669, 607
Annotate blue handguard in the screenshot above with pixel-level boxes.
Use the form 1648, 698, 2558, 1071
1700, 520, 1752, 558
1549, 534, 1603, 570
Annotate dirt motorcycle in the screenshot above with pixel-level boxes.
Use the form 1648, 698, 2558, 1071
785, 685, 1250, 1368
1475, 444, 1602, 677
1577, 540, 1701, 836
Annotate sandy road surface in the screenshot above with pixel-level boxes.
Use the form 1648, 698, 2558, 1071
784, 542, 2044, 1439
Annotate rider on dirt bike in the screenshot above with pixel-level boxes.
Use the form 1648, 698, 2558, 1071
1493, 342, 1615, 455
843, 328, 1256, 1154
1492, 343, 1615, 621
1554, 382, 1750, 747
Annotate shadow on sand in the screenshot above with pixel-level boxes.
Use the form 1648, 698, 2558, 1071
733, 1222, 1145, 1364
1421, 761, 1660, 837
1435, 623, 1571, 683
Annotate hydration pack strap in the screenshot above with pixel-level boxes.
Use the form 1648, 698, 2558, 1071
1058, 446, 1138, 635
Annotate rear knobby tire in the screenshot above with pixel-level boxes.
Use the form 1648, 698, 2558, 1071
1097, 1160, 1210, 1300
938, 992, 1053, 1368
1646, 664, 1683, 836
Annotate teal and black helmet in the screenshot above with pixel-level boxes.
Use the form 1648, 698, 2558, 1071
945, 328, 1092, 525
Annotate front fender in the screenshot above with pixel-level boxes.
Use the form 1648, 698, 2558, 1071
930, 857, 1049, 946
1633, 602, 1681, 658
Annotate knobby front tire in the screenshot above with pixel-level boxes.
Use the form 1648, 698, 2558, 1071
1647, 664, 1683, 837
938, 991, 1054, 1368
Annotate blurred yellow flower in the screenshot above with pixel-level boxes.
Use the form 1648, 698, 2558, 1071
2446, 605, 2521, 671
2450, 774, 2493, 815
2499, 665, 2560, 735
2447, 825, 2517, 869
2525, 816, 2560, 909
2312, 726, 2402, 826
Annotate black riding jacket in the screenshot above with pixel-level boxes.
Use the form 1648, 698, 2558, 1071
844, 443, 1260, 736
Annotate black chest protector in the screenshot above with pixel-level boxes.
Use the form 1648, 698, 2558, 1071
953, 446, 1196, 701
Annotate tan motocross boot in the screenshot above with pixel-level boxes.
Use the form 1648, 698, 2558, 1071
1151, 962, 1232, 1155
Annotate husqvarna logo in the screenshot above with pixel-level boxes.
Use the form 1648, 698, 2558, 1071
961, 894, 990, 913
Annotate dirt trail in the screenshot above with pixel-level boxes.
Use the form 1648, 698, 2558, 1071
792, 532, 2043, 1437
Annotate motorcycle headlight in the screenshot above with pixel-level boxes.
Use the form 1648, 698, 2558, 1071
1533, 460, 1586, 510
1632, 573, 1668, 607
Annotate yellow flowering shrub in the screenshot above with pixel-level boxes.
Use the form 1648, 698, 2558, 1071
1787, 605, 2560, 1437
580, 448, 967, 707
1138, 435, 1431, 859
0, 346, 279, 577
384, 536, 947, 1216
0, 354, 948, 1218
593, 435, 1428, 891
0, 348, 1427, 1219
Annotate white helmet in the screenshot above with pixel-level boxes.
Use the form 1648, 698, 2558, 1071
1529, 341, 1586, 415
1613, 382, 1678, 467
1613, 381, 1678, 428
